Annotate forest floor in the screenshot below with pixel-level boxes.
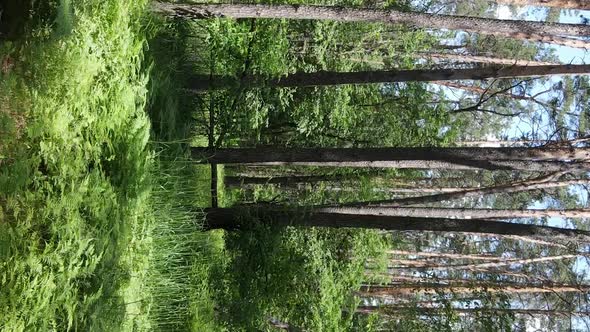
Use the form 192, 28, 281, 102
0, 1, 225, 330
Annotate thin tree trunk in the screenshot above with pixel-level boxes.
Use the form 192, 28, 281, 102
425, 52, 559, 66
352, 53, 557, 67
346, 175, 587, 207
358, 282, 590, 296
192, 147, 590, 172
375, 187, 465, 193
493, 0, 590, 10
188, 64, 590, 90
316, 186, 474, 194
388, 259, 432, 267
386, 250, 505, 261
356, 305, 588, 317
371, 269, 536, 283
224, 174, 350, 187
316, 206, 590, 219
433, 80, 548, 105
379, 176, 470, 187
391, 254, 578, 271
382, 275, 540, 285
379, 178, 569, 193
204, 207, 590, 240
154, 3, 590, 49
501, 234, 568, 248
435, 44, 468, 50
225, 175, 465, 188
453, 140, 548, 147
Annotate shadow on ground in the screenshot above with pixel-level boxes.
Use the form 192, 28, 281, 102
0, 0, 55, 40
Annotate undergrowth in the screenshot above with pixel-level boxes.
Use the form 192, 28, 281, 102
0, 1, 222, 331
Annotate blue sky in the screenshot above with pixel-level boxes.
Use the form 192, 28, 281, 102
496, 7, 590, 326
556, 10, 590, 63
496, 6, 590, 63
494, 7, 590, 140
417, 4, 590, 326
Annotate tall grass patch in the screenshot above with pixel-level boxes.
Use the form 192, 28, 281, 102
0, 0, 154, 330
146, 157, 224, 331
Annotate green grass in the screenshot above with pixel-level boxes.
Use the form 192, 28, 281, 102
145, 158, 223, 331
0, 1, 224, 331
0, 0, 153, 330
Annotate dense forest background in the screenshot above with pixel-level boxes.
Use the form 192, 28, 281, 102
1, 0, 590, 331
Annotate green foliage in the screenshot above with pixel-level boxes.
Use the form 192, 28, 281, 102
185, 11, 454, 148
1, 3, 230, 329
214, 221, 387, 331
146, 159, 224, 331
0, 0, 154, 330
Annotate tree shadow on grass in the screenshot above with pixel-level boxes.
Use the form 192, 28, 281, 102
0, 0, 58, 40
1, 1, 31, 40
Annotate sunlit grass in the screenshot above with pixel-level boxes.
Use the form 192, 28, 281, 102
0, 1, 223, 331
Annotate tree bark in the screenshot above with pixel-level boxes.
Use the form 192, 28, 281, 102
373, 187, 467, 193
154, 3, 590, 49
390, 254, 578, 271
224, 175, 349, 187
224, 175, 462, 188
356, 305, 588, 317
386, 250, 505, 261
346, 176, 587, 207
188, 64, 590, 90
452, 140, 548, 147
425, 52, 559, 66
316, 206, 590, 219
204, 207, 590, 240
192, 147, 590, 172
493, 0, 590, 10
358, 282, 590, 296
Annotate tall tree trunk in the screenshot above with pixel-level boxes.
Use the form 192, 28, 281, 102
358, 282, 590, 296
316, 206, 590, 219
154, 3, 590, 49
346, 175, 587, 207
493, 0, 590, 10
224, 174, 349, 187
188, 64, 590, 90
356, 305, 587, 317
500, 234, 568, 248
373, 187, 467, 193
383, 275, 538, 285
453, 140, 547, 147
193, 147, 590, 172
326, 183, 571, 194
386, 250, 505, 261
390, 254, 578, 271
225, 175, 465, 188
425, 52, 559, 66
372, 269, 541, 283
325, 184, 474, 193
204, 207, 590, 240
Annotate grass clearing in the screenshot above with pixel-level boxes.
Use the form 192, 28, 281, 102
0, 0, 154, 329
0, 1, 223, 330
